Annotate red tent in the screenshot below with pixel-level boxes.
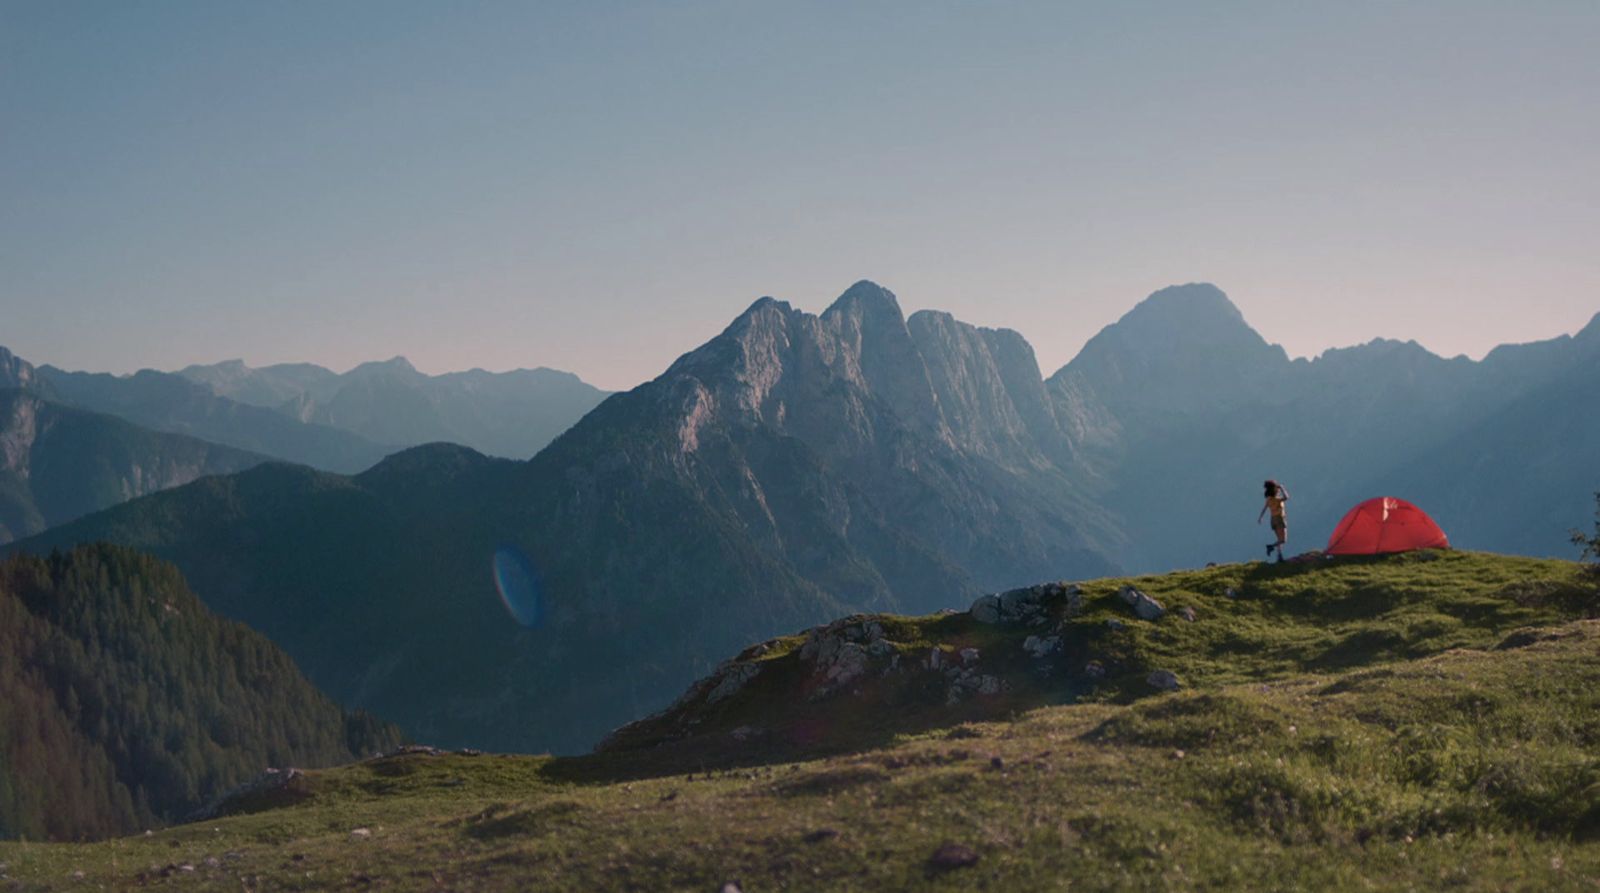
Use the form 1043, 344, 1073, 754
1326, 497, 1450, 555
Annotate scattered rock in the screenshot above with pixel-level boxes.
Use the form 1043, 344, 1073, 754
928, 842, 981, 870
349, 828, 372, 840
456, 748, 483, 757
202, 856, 221, 868
1225, 587, 1240, 599
969, 594, 1003, 625
1146, 669, 1182, 691
803, 828, 840, 844
925, 647, 944, 670
720, 883, 745, 893
959, 647, 981, 666
1119, 586, 1166, 621
1022, 635, 1062, 657
1083, 660, 1106, 679
1179, 606, 1197, 623
970, 582, 1082, 625
1106, 618, 1126, 631
799, 618, 891, 699
1172, 749, 1186, 760
946, 669, 1004, 704
706, 662, 762, 704
390, 744, 446, 757
989, 755, 1005, 771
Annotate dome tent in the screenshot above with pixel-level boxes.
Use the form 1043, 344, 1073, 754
1326, 497, 1450, 555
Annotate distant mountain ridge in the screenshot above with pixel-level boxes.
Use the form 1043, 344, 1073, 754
33, 364, 392, 473
175, 356, 608, 459
0, 389, 269, 543
1047, 283, 1600, 569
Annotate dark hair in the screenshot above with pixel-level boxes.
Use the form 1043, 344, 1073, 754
1264, 480, 1279, 498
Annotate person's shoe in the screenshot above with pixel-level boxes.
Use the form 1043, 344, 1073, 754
1265, 543, 1276, 556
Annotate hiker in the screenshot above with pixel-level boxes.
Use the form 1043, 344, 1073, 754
1258, 479, 1289, 561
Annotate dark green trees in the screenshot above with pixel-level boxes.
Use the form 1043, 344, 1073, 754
0, 544, 403, 841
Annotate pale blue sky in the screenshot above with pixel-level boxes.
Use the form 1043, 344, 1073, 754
3, 1, 1597, 389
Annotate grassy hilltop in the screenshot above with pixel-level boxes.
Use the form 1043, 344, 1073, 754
4, 550, 1600, 891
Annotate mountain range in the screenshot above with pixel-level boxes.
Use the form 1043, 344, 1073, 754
7, 281, 1597, 754
1052, 284, 1600, 569
175, 356, 608, 460
0, 344, 608, 538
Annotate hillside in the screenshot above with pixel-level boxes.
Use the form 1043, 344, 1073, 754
176, 357, 609, 460
0, 390, 269, 544
3, 552, 1598, 890
0, 544, 403, 842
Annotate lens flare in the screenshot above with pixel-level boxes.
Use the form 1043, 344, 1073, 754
491, 544, 542, 627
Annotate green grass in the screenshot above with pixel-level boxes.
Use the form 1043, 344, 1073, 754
4, 551, 1600, 891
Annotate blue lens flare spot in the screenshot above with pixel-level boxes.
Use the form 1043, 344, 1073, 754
491, 544, 542, 627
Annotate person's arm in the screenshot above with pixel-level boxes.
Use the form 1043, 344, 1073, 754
1258, 503, 1267, 523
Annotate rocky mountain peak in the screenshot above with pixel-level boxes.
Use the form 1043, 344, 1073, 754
0, 344, 38, 391
1110, 282, 1253, 343
349, 356, 421, 378
822, 279, 903, 320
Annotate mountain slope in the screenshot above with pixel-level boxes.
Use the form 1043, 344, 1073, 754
0, 544, 402, 841
33, 363, 391, 473
177, 356, 609, 459
0, 390, 270, 544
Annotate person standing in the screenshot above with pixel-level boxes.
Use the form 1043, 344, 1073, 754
1258, 479, 1290, 561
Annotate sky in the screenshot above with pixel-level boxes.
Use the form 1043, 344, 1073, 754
2, 1, 1597, 391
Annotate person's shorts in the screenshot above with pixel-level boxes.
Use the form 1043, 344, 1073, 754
1271, 516, 1287, 533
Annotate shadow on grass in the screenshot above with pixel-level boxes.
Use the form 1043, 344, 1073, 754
537, 687, 1086, 787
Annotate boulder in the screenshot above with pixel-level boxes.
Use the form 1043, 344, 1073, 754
929, 843, 980, 870
1119, 586, 1166, 621
1146, 669, 1182, 691
947, 669, 1004, 704
1022, 635, 1062, 658
706, 662, 761, 704
970, 582, 1082, 625
799, 617, 888, 699
969, 594, 1003, 624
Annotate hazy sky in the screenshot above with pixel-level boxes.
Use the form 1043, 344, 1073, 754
3, 2, 1597, 390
